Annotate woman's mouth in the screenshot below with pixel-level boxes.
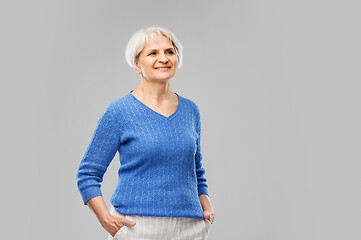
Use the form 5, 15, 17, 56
155, 67, 171, 71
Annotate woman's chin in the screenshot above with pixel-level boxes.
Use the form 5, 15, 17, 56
146, 74, 175, 82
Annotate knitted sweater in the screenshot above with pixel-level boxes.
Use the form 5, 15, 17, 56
76, 90, 209, 219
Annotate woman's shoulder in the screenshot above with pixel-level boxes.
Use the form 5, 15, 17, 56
105, 92, 133, 114
178, 93, 201, 113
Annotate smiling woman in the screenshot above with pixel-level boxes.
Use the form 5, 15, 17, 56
133, 34, 179, 83
76, 26, 215, 240
125, 26, 183, 70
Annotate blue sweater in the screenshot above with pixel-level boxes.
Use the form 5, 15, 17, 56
76, 90, 209, 219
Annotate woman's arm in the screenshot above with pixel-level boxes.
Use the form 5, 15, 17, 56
76, 104, 121, 206
199, 194, 215, 223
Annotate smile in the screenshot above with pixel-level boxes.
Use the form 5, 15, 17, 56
155, 67, 171, 71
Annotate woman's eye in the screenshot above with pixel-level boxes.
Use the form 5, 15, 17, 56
167, 50, 174, 54
148, 52, 156, 55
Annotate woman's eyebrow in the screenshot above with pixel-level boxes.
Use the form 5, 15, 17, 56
146, 47, 174, 53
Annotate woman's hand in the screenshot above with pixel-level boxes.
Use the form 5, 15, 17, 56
101, 214, 136, 237
203, 210, 215, 224
85, 196, 136, 237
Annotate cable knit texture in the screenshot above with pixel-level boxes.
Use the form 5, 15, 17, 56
76, 90, 209, 219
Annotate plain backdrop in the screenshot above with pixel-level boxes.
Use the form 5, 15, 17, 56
1, 1, 360, 239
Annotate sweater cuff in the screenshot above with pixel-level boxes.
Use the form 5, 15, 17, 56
198, 186, 209, 196
80, 186, 103, 205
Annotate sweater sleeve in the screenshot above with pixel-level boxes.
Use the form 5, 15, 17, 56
76, 104, 121, 205
194, 105, 209, 196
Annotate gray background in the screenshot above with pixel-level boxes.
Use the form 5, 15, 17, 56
1, 0, 360, 239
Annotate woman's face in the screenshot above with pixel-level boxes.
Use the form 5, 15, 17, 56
136, 34, 178, 82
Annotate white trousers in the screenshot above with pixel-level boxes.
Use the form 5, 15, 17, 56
108, 205, 212, 240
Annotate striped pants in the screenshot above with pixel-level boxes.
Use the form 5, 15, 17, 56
108, 205, 212, 240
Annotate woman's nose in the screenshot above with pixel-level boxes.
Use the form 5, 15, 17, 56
158, 53, 168, 63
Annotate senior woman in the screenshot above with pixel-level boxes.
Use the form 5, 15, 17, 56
76, 26, 215, 240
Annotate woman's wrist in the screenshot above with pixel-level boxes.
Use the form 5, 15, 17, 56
199, 194, 214, 212
86, 196, 113, 225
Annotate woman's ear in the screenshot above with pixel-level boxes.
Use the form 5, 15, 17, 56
136, 65, 142, 75
135, 58, 142, 75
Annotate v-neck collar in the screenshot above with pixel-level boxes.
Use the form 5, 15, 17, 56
129, 90, 182, 120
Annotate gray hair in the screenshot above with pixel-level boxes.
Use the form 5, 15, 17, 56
125, 26, 183, 70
